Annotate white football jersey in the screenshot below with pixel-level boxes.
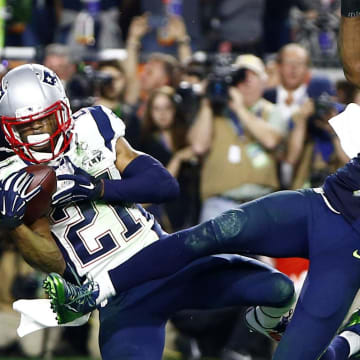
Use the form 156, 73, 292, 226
0, 105, 161, 283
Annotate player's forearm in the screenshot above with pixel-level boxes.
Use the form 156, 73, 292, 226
103, 155, 180, 204
11, 220, 65, 275
340, 1, 360, 86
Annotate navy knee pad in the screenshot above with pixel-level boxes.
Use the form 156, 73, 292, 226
182, 209, 248, 256
211, 209, 248, 249
271, 272, 296, 307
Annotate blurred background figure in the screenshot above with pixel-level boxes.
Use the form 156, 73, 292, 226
42, 43, 77, 86
286, 79, 348, 191
189, 53, 285, 222
3, 0, 32, 47
263, 43, 338, 189
290, 0, 340, 66
201, 0, 265, 56
262, 0, 316, 54
54, 0, 123, 52
138, 86, 200, 232
94, 60, 129, 118
124, 13, 190, 109
138, 0, 201, 55
264, 43, 312, 132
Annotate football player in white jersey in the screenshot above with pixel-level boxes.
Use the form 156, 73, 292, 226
0, 64, 296, 360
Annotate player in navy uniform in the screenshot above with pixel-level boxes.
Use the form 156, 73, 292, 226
307, 1, 360, 359
0, 64, 296, 360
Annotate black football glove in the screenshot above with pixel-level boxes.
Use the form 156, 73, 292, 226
52, 165, 103, 206
0, 170, 41, 229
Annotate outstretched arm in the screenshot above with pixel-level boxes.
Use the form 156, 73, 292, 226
123, 14, 149, 105
52, 137, 180, 206
339, 1, 360, 86
102, 137, 180, 203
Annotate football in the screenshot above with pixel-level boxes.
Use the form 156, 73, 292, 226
23, 165, 57, 225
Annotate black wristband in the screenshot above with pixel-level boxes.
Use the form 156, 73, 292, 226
342, 0, 360, 17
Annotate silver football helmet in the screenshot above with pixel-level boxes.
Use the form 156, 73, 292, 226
0, 64, 73, 163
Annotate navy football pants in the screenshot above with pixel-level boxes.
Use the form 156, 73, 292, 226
109, 189, 360, 360
101, 254, 293, 360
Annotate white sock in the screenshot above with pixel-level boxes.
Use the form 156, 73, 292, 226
340, 331, 360, 357
93, 272, 116, 305
256, 294, 296, 328
255, 307, 282, 328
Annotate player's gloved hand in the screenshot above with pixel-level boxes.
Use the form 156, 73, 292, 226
52, 165, 103, 206
0, 170, 41, 229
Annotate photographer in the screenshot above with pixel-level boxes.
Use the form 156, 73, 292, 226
286, 90, 349, 190
94, 60, 128, 118
183, 54, 286, 359
189, 54, 286, 222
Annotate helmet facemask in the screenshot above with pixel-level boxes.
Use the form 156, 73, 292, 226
1, 99, 73, 163
0, 64, 74, 164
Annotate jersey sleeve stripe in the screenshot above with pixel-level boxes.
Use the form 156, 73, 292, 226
89, 106, 115, 151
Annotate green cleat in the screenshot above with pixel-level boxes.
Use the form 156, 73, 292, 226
43, 272, 99, 324
342, 308, 360, 332
340, 309, 360, 359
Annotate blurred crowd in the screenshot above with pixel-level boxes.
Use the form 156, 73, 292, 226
0, 0, 354, 359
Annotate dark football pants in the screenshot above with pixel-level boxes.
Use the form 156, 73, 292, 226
101, 254, 293, 360
109, 189, 360, 360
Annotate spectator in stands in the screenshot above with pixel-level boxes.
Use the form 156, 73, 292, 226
263, 0, 317, 54
286, 86, 349, 190
264, 43, 312, 130
124, 15, 187, 145
264, 54, 281, 89
139, 0, 202, 55
94, 60, 129, 119
124, 13, 189, 107
289, 0, 340, 66
54, 0, 123, 51
4, 0, 32, 47
42, 43, 77, 86
201, 0, 265, 55
139, 86, 200, 231
189, 54, 285, 221
263, 43, 337, 188
22, 0, 58, 47
182, 55, 285, 359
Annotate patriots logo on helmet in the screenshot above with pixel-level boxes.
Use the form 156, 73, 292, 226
0, 87, 5, 101
43, 70, 57, 86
